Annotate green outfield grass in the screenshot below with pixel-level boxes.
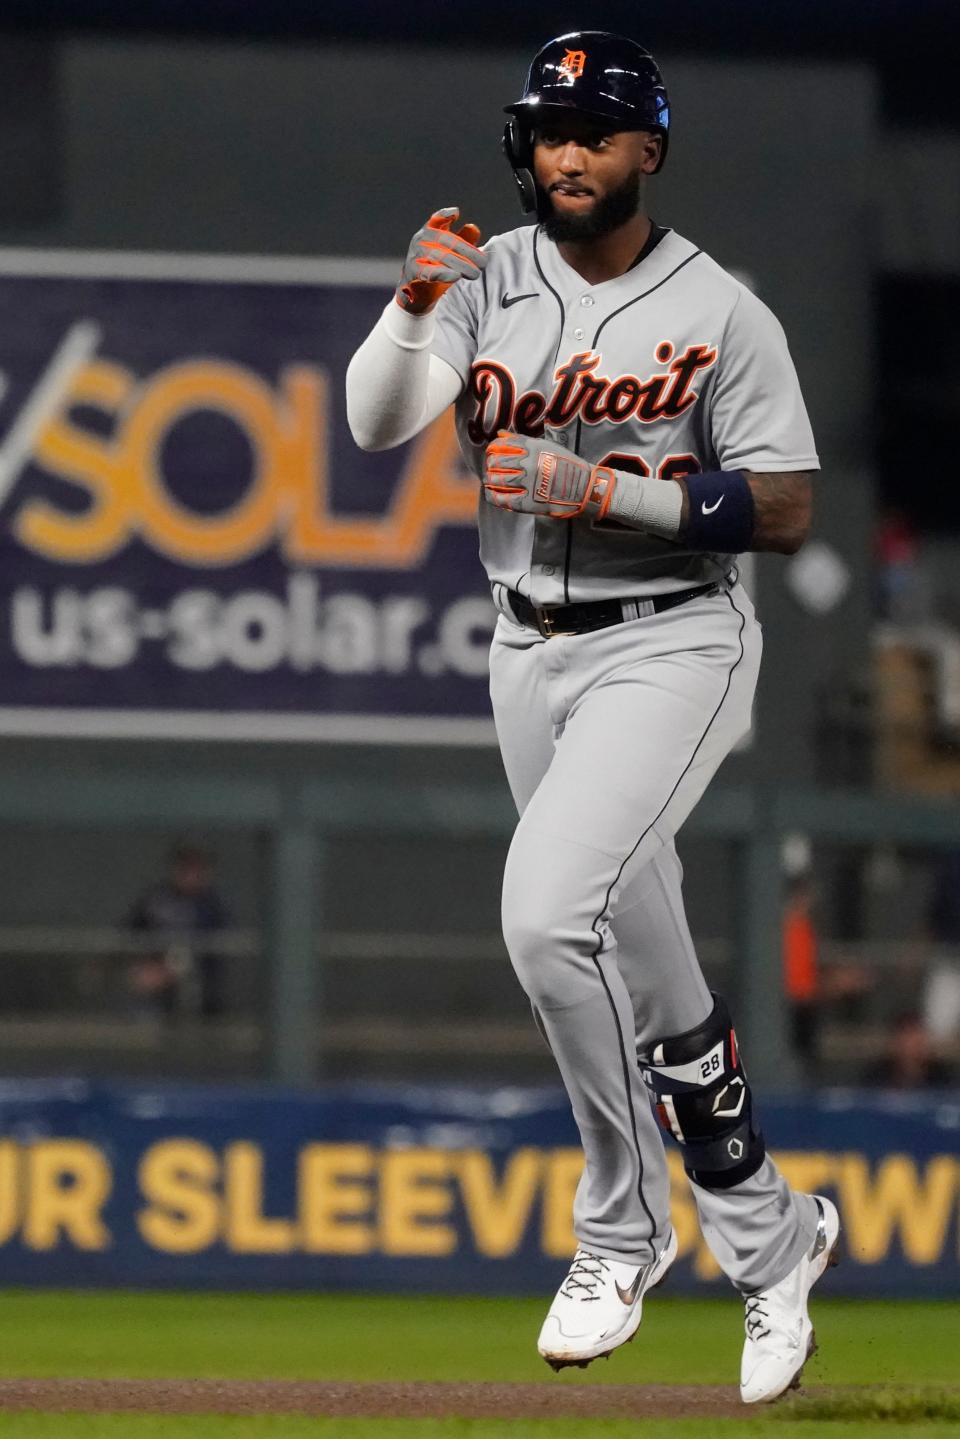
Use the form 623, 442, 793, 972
0, 1291, 955, 1438
0, 1290, 954, 1386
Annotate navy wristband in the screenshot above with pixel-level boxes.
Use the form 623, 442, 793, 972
683, 470, 754, 552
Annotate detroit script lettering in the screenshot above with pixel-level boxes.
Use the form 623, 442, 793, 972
466, 343, 718, 445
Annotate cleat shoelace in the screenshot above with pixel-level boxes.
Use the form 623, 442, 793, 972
560, 1252, 610, 1302
744, 1295, 771, 1340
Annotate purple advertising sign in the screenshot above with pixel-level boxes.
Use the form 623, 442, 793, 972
0, 250, 496, 742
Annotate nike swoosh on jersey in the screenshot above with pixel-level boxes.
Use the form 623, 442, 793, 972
501, 292, 538, 309
701, 495, 725, 514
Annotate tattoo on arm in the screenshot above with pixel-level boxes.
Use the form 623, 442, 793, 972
677, 471, 813, 554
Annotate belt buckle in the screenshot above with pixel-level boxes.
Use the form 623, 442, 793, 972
536, 607, 571, 639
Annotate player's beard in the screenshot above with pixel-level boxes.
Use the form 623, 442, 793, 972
541, 169, 643, 242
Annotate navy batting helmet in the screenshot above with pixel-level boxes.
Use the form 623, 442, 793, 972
503, 31, 670, 215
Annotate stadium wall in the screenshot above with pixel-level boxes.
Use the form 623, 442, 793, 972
0, 1079, 955, 1297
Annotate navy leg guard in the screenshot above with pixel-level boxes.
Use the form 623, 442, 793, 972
637, 993, 766, 1190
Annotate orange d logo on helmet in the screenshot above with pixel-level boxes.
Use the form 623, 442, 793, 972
558, 48, 587, 80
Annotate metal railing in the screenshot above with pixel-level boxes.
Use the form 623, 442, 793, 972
0, 765, 957, 1088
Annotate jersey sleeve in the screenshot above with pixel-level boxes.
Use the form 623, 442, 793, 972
431, 270, 480, 384
709, 287, 820, 473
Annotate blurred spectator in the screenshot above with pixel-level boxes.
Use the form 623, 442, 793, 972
783, 872, 872, 1074
127, 842, 228, 1020
783, 874, 820, 1066
862, 1012, 952, 1089
921, 850, 960, 1045
875, 510, 932, 624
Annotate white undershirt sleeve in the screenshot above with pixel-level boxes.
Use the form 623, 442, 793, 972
346, 300, 464, 452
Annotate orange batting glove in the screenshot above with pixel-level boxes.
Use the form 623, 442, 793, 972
397, 207, 487, 314
483, 431, 616, 519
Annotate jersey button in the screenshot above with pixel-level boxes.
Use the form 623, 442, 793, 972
542, 564, 556, 576
556, 431, 569, 445
573, 327, 585, 340
580, 294, 595, 307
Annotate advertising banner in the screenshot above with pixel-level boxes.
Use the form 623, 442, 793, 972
0, 251, 496, 742
0, 1078, 956, 1296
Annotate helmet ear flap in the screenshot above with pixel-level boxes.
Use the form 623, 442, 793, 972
502, 118, 538, 215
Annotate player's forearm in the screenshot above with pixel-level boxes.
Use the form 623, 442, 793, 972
483, 434, 815, 557
345, 302, 459, 451
602, 465, 812, 554
677, 471, 813, 554
746, 471, 813, 553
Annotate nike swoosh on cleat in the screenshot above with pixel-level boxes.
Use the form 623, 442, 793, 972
501, 292, 538, 308
614, 1267, 646, 1305
701, 495, 725, 514
810, 1198, 829, 1258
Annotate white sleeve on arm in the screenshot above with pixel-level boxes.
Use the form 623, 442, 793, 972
346, 300, 463, 452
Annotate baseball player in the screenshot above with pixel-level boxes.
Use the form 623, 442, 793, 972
346, 31, 839, 1404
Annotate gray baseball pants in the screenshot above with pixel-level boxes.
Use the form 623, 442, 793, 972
490, 578, 819, 1294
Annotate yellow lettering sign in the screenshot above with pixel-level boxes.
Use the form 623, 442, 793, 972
137, 1139, 220, 1254
456, 1148, 542, 1259
299, 1143, 375, 1255
837, 1154, 958, 1265
17, 355, 477, 571
0, 1134, 948, 1274
379, 1149, 456, 1257
0, 1140, 20, 1244
24, 1140, 111, 1251
224, 1142, 296, 1254
19, 361, 136, 562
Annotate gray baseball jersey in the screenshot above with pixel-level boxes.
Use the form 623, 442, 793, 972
432, 224, 818, 604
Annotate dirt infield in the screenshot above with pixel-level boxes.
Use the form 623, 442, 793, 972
0, 1378, 749, 1419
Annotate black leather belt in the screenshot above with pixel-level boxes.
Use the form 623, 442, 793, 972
506, 581, 721, 638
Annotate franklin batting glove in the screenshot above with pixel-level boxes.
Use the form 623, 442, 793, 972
483, 431, 616, 519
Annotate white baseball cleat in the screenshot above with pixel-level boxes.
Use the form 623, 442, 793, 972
537, 1227, 678, 1371
739, 1194, 841, 1404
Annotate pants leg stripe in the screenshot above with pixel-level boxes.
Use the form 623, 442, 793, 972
587, 585, 748, 1244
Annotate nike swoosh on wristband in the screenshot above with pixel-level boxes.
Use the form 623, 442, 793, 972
501, 292, 538, 309
701, 495, 725, 515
